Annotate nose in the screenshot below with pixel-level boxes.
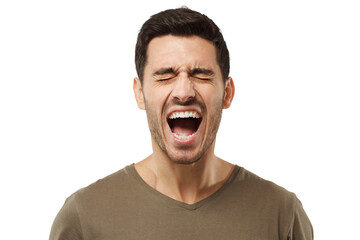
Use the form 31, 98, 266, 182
171, 73, 196, 103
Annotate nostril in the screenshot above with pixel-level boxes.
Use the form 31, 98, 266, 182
172, 96, 196, 106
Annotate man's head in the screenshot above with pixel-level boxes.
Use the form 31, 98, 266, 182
133, 8, 234, 165
135, 7, 230, 83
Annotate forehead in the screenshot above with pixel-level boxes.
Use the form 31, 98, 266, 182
145, 35, 219, 72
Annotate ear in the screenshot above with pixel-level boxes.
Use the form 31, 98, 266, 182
133, 77, 145, 110
223, 77, 235, 109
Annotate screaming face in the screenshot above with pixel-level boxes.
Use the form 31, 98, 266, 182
134, 35, 234, 165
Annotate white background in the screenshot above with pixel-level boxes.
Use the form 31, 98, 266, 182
1, 0, 359, 239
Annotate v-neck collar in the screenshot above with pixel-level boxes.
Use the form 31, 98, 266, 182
126, 163, 241, 211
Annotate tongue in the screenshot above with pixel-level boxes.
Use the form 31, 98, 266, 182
172, 119, 197, 136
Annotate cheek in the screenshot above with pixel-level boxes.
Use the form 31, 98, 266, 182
201, 87, 224, 108
144, 89, 169, 116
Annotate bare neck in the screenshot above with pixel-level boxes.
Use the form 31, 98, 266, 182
134, 142, 234, 204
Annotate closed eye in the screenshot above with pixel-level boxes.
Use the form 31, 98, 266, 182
190, 68, 215, 81
192, 76, 212, 81
153, 67, 177, 82
157, 76, 175, 82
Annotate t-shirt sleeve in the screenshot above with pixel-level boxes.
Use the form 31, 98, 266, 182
49, 194, 83, 240
287, 196, 314, 240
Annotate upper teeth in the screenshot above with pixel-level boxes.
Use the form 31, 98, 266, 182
169, 111, 201, 119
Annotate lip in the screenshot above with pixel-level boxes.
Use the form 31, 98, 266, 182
165, 107, 203, 145
166, 107, 203, 119
171, 127, 200, 144
166, 121, 202, 145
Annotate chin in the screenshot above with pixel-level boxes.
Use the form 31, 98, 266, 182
166, 148, 204, 165
170, 157, 201, 165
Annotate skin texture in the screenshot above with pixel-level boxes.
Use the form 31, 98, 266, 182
133, 35, 235, 204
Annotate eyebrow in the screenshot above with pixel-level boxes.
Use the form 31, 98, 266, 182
190, 68, 215, 76
153, 67, 176, 76
153, 67, 215, 76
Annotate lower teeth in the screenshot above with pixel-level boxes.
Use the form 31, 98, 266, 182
173, 132, 196, 140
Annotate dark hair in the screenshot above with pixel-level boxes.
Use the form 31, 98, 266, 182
135, 7, 230, 82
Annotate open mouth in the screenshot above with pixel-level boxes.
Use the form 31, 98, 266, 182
167, 111, 202, 140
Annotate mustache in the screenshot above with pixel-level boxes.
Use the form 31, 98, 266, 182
172, 97, 197, 106
163, 97, 206, 112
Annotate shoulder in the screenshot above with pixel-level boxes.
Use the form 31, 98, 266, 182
50, 191, 83, 240
228, 166, 300, 216
73, 164, 136, 204
230, 166, 313, 239
56, 164, 136, 212
233, 166, 296, 199
50, 165, 135, 240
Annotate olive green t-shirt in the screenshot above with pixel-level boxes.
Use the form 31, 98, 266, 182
50, 164, 313, 240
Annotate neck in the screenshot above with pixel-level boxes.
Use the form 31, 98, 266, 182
135, 141, 234, 204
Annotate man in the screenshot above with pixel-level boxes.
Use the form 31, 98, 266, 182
50, 7, 313, 240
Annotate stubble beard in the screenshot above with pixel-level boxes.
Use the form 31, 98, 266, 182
144, 97, 224, 165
